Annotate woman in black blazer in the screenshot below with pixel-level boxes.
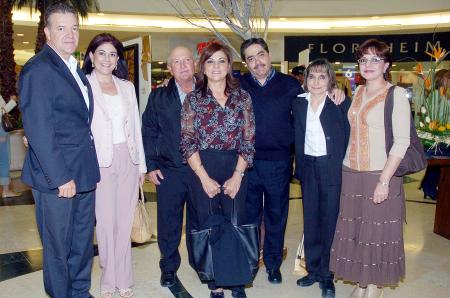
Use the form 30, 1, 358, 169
293, 58, 350, 298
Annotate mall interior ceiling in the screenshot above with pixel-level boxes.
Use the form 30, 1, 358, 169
11, 0, 450, 64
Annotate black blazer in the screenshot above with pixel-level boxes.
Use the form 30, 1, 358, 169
19, 44, 100, 193
142, 78, 186, 171
293, 94, 351, 185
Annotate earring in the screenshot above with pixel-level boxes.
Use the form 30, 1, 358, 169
115, 64, 118, 71
92, 62, 95, 68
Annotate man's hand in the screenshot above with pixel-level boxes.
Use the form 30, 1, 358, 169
331, 88, 345, 105
157, 78, 170, 88
58, 180, 76, 198
146, 170, 164, 185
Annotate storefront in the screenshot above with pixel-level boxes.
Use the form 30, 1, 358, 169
284, 31, 450, 94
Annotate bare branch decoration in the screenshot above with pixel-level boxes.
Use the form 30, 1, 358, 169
166, 0, 274, 57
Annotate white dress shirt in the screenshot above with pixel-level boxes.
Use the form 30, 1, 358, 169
175, 80, 195, 105
64, 56, 90, 109
303, 92, 328, 156
49, 45, 90, 109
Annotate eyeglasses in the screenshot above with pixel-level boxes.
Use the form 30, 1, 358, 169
357, 57, 385, 65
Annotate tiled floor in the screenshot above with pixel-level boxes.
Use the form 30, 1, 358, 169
0, 171, 449, 298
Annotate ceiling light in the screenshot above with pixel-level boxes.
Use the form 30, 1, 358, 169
10, 8, 450, 32
335, 61, 341, 65
22, 41, 29, 44
17, 33, 24, 37
158, 61, 164, 65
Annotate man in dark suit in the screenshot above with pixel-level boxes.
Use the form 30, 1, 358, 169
18, 3, 100, 298
142, 46, 195, 287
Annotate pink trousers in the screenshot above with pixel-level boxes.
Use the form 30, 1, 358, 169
95, 143, 139, 292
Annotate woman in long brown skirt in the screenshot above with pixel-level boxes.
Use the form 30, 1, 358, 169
329, 39, 411, 298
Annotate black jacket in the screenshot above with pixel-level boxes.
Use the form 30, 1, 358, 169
19, 44, 100, 193
293, 94, 351, 185
142, 78, 186, 171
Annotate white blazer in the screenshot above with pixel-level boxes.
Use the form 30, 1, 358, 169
88, 71, 147, 174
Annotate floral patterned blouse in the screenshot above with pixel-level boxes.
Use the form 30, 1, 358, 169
180, 87, 255, 167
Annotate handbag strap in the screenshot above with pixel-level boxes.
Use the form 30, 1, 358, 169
231, 197, 238, 226
383, 85, 398, 155
139, 185, 145, 203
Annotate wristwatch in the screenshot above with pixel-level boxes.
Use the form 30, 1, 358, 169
234, 169, 245, 177
379, 180, 389, 187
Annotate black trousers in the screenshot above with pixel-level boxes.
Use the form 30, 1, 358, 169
300, 155, 340, 281
156, 165, 190, 273
33, 189, 95, 298
187, 149, 248, 289
246, 158, 291, 270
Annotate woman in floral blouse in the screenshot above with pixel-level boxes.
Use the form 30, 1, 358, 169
181, 42, 255, 298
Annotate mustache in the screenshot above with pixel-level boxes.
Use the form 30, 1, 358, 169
253, 63, 266, 69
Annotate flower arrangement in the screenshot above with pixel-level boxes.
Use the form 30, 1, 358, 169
413, 45, 450, 154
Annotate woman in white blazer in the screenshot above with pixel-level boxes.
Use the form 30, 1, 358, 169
82, 33, 146, 298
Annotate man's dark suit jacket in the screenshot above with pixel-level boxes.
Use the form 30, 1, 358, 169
293, 94, 351, 185
142, 78, 186, 172
19, 44, 100, 194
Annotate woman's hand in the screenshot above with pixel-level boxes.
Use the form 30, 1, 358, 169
199, 175, 221, 198
373, 182, 389, 204
223, 172, 242, 199
22, 136, 29, 147
139, 173, 145, 187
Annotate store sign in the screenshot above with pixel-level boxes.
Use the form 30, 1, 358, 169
284, 32, 450, 62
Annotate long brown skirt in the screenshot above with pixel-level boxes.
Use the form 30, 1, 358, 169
329, 166, 405, 287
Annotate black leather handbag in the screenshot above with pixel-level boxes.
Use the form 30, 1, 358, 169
384, 86, 427, 176
188, 199, 260, 283
1, 108, 19, 132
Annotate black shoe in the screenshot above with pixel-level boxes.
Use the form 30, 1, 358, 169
231, 287, 247, 298
296, 274, 317, 287
267, 268, 282, 284
210, 291, 225, 298
160, 271, 176, 287
319, 280, 336, 298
